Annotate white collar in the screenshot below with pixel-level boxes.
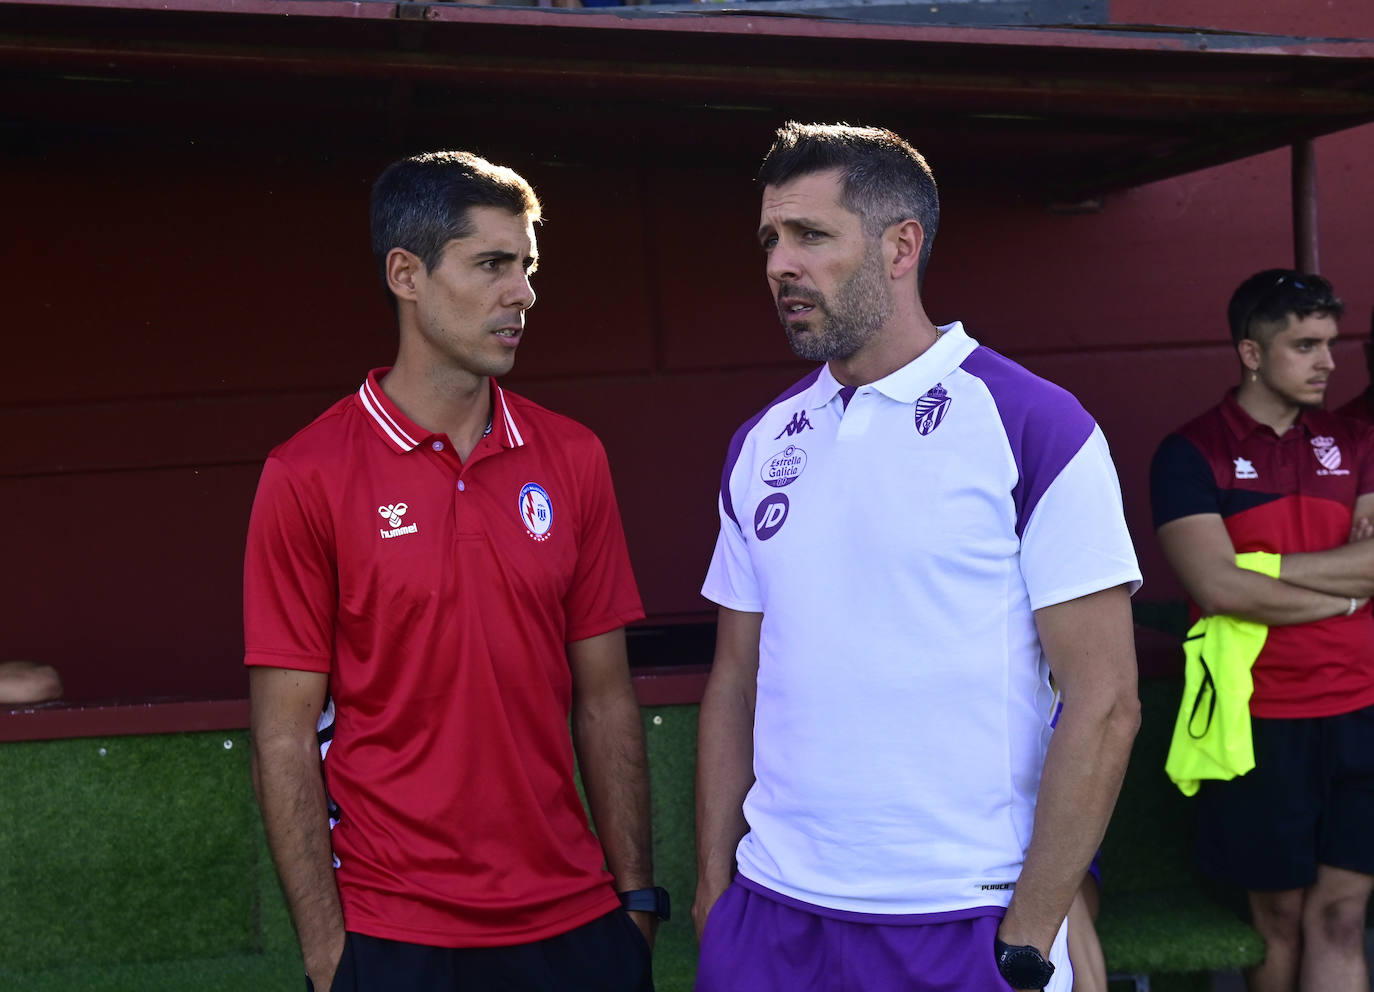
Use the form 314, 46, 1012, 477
803, 321, 975, 409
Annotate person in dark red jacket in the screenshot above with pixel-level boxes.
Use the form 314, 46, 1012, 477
1151, 269, 1374, 992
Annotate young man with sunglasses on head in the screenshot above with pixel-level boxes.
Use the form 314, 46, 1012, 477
1151, 269, 1374, 992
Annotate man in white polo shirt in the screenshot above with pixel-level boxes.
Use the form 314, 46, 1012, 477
693, 122, 1142, 992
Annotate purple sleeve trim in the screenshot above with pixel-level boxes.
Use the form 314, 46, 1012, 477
960, 348, 1095, 539
720, 368, 823, 528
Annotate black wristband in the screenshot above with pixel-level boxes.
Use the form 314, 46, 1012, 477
618, 886, 671, 921
994, 936, 1055, 990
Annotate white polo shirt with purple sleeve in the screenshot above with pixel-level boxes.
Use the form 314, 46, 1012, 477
702, 321, 1140, 921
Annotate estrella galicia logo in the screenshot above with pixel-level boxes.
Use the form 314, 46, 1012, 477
914, 383, 951, 436
753, 493, 790, 541
774, 409, 814, 439
761, 445, 807, 489
518, 482, 553, 542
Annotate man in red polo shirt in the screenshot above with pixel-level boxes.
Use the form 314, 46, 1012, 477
1151, 269, 1374, 992
244, 152, 661, 992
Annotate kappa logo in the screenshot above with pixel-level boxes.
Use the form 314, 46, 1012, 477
1233, 458, 1258, 480
519, 482, 554, 542
1311, 435, 1349, 475
378, 502, 419, 539
914, 383, 951, 436
774, 410, 814, 439
761, 445, 807, 488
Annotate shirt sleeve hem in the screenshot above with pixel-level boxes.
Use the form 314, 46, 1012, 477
700, 589, 764, 613
1028, 568, 1143, 612
243, 650, 332, 673
565, 606, 647, 644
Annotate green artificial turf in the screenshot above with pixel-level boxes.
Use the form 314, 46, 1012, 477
5, 692, 1258, 990
1110, 976, 1210, 992
1096, 679, 1265, 977
0, 951, 303, 992
1102, 679, 1197, 892
642, 705, 700, 992
0, 712, 705, 991
0, 731, 277, 971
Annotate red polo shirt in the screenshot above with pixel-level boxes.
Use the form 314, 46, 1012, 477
1151, 391, 1374, 718
244, 369, 644, 947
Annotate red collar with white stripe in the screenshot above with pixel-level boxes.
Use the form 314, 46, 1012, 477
355, 368, 525, 453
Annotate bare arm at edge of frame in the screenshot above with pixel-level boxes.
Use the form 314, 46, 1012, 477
996, 584, 1140, 983
249, 665, 344, 992
1277, 491, 1374, 598
569, 628, 657, 946
1157, 513, 1364, 624
692, 606, 761, 940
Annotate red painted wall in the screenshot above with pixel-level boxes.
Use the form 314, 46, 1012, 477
1111, 0, 1374, 38
3, 3, 1373, 702
923, 123, 1374, 615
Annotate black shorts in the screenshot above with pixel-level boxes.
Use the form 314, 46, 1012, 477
320, 908, 653, 992
1196, 703, 1374, 892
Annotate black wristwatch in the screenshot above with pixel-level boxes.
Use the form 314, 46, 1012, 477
618, 886, 671, 921
994, 936, 1055, 990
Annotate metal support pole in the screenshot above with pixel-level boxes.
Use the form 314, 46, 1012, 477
1292, 140, 1319, 274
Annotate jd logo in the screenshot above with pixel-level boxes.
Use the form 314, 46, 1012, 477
754, 493, 790, 541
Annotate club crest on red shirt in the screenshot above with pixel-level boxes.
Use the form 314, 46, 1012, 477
518, 483, 553, 542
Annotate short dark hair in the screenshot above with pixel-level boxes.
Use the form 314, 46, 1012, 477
1227, 268, 1344, 347
370, 151, 541, 292
758, 122, 939, 284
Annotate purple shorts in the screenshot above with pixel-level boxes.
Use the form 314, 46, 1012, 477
696, 878, 1071, 992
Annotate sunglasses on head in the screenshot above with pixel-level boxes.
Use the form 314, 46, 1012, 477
1239, 273, 1332, 340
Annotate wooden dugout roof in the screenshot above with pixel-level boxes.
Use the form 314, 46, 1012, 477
2, 0, 1373, 197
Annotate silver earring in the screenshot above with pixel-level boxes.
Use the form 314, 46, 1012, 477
1250, 370, 1258, 382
